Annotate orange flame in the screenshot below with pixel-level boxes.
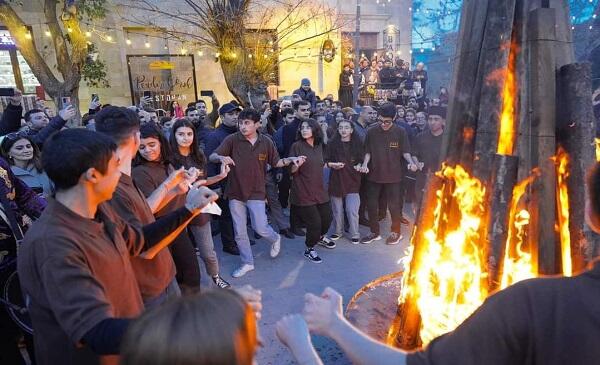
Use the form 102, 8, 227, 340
555, 147, 572, 277
399, 164, 488, 345
595, 138, 600, 162
499, 169, 540, 289
497, 39, 519, 156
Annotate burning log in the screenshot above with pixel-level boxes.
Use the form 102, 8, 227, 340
487, 154, 519, 290
388, 173, 444, 350
556, 62, 597, 272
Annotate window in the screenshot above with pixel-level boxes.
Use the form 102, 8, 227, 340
0, 29, 40, 94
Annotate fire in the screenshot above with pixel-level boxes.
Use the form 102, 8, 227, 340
595, 138, 600, 162
400, 164, 488, 346
497, 39, 519, 156
499, 169, 540, 289
555, 147, 572, 277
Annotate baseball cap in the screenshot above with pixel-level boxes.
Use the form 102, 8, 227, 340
219, 102, 242, 115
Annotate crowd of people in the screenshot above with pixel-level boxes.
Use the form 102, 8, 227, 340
0, 65, 598, 365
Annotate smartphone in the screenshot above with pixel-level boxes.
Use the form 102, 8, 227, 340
143, 91, 152, 98
61, 97, 71, 106
91, 93, 99, 102
200, 90, 214, 97
0, 88, 15, 97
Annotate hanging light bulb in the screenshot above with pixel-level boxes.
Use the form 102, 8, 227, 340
146, 41, 151, 48
67, 26, 73, 33
45, 30, 51, 37
106, 35, 113, 42
197, 50, 204, 56
85, 31, 92, 37
24, 31, 32, 40
231, 52, 237, 58
215, 52, 221, 57
248, 54, 252, 58
126, 38, 132, 45
180, 47, 188, 55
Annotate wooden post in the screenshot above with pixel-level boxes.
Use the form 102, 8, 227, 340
557, 62, 597, 271
389, 174, 444, 350
487, 154, 519, 290
525, 7, 560, 275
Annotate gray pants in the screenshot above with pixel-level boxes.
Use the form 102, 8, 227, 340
330, 193, 360, 239
188, 223, 219, 277
230, 199, 279, 265
266, 171, 289, 231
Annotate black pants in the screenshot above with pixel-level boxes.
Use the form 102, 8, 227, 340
292, 203, 332, 248
216, 196, 236, 249
169, 230, 200, 293
278, 170, 291, 209
367, 181, 402, 235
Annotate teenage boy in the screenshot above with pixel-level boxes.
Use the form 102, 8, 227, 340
360, 102, 418, 245
204, 102, 242, 256
95, 106, 196, 307
17, 129, 217, 364
210, 108, 304, 278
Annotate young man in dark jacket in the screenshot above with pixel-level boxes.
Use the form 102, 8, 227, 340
293, 79, 317, 110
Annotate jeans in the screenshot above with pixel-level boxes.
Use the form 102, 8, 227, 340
367, 181, 402, 235
229, 199, 279, 265
188, 223, 219, 277
266, 171, 289, 231
292, 202, 333, 248
143, 278, 181, 310
331, 193, 360, 239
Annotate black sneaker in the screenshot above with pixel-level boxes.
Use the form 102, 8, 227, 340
360, 233, 382, 244
291, 227, 306, 236
280, 228, 295, 239
329, 234, 342, 241
304, 248, 322, 263
386, 232, 403, 245
318, 237, 336, 249
222, 245, 240, 256
212, 275, 231, 288
351, 238, 360, 245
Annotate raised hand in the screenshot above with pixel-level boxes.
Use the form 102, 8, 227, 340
302, 287, 344, 337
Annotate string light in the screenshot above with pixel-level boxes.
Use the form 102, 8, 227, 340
106, 35, 112, 42
197, 50, 203, 56
44, 30, 51, 37
24, 31, 32, 40
146, 42, 151, 48
85, 31, 91, 37
126, 38, 132, 45
67, 26, 73, 33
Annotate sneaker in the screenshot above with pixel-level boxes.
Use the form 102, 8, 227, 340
318, 237, 336, 249
304, 248, 322, 263
280, 228, 295, 239
270, 235, 281, 258
223, 245, 240, 256
212, 275, 231, 288
329, 234, 342, 241
232, 264, 254, 278
386, 232, 403, 245
351, 238, 360, 245
291, 227, 306, 236
360, 233, 382, 244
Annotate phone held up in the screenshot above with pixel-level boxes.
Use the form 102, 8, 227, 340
0, 88, 15, 97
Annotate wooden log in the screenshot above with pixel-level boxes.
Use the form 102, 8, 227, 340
556, 62, 597, 271
390, 174, 444, 350
441, 0, 492, 167
487, 154, 519, 290
526, 7, 560, 275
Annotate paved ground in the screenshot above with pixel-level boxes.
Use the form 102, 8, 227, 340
202, 210, 414, 364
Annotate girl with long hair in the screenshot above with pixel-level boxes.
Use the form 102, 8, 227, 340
169, 118, 231, 288
0, 132, 53, 196
289, 119, 333, 263
325, 119, 366, 244
132, 123, 201, 294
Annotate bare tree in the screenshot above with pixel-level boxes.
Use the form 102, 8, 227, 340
118, 0, 347, 107
0, 0, 109, 119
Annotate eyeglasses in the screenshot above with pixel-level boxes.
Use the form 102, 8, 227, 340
4, 131, 29, 142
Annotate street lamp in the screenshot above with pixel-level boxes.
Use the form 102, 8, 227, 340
352, 0, 361, 107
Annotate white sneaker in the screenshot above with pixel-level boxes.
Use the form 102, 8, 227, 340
232, 264, 254, 278
270, 234, 281, 258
